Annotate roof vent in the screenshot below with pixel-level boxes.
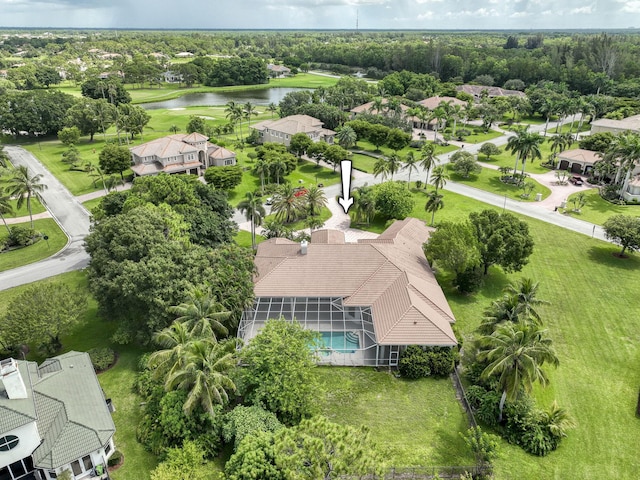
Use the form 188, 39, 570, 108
0, 358, 28, 400
300, 240, 308, 255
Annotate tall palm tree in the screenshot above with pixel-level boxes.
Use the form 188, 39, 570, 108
304, 185, 328, 217
540, 97, 558, 137
267, 102, 278, 118
506, 128, 544, 176
0, 146, 9, 168
0, 188, 14, 234
431, 106, 447, 141
169, 124, 180, 134
336, 126, 357, 150
387, 153, 402, 180
604, 132, 640, 191
165, 338, 239, 415
425, 191, 444, 226
373, 156, 390, 180
148, 321, 196, 380
225, 101, 243, 141
353, 187, 376, 225
269, 157, 287, 185
243, 102, 259, 131
5, 165, 47, 229
504, 278, 549, 324
271, 183, 305, 224
430, 165, 449, 194
420, 142, 437, 187
479, 322, 559, 421
237, 192, 266, 250
403, 152, 419, 188
171, 286, 231, 340
253, 158, 269, 193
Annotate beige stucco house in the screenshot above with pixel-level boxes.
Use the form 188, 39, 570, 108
129, 133, 236, 177
250, 115, 335, 147
238, 218, 458, 367
267, 64, 291, 78
556, 148, 601, 174
0, 352, 115, 480
590, 114, 640, 135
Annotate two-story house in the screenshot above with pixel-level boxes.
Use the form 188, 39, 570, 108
250, 115, 335, 147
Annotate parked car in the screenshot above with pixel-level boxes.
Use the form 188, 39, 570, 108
570, 176, 583, 186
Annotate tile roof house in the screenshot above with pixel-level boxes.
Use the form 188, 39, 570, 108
456, 84, 526, 102
267, 64, 291, 78
250, 115, 335, 147
418, 96, 467, 111
556, 148, 602, 175
238, 218, 458, 367
129, 133, 236, 177
0, 352, 115, 480
590, 114, 640, 135
349, 99, 412, 118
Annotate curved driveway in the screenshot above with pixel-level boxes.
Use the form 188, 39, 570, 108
0, 146, 91, 291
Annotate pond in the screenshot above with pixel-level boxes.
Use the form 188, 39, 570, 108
142, 87, 312, 110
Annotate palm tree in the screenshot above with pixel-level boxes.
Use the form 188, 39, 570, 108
431, 106, 447, 141
165, 338, 239, 415
243, 102, 259, 131
148, 321, 196, 380
504, 278, 549, 323
430, 165, 449, 194
304, 185, 328, 217
506, 128, 544, 176
0, 188, 14, 234
171, 286, 231, 340
420, 142, 437, 187
373, 156, 390, 180
169, 124, 180, 134
0, 146, 9, 168
253, 159, 269, 193
267, 102, 278, 118
225, 101, 243, 141
271, 184, 305, 224
540, 401, 576, 441
387, 153, 402, 180
478, 322, 559, 421
604, 132, 640, 191
403, 152, 419, 188
353, 187, 376, 225
425, 191, 444, 226
269, 157, 287, 185
540, 97, 558, 137
336, 126, 357, 150
237, 192, 266, 250
5, 165, 47, 229
479, 294, 526, 334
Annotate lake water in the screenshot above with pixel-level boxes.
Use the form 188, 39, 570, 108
142, 87, 311, 110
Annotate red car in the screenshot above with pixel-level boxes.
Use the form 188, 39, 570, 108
293, 187, 308, 197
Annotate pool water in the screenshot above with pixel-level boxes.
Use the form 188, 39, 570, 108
320, 331, 360, 354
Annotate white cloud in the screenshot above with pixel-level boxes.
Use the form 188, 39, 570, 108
620, 0, 640, 12
570, 5, 593, 13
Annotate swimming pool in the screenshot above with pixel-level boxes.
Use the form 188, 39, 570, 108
319, 331, 360, 354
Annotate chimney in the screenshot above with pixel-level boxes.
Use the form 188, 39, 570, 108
300, 240, 308, 255
0, 358, 28, 400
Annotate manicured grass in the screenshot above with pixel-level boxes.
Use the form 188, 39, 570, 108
5, 197, 46, 218
443, 124, 503, 144
559, 188, 640, 225
82, 197, 103, 213
233, 229, 265, 248
486, 140, 578, 176
316, 368, 474, 467
0, 218, 67, 271
556, 120, 591, 135
355, 189, 640, 480
350, 152, 378, 173
445, 165, 552, 202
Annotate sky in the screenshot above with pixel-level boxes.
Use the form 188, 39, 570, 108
0, 0, 639, 30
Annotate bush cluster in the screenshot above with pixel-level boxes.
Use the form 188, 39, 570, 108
107, 450, 122, 467
398, 345, 457, 379
5, 226, 39, 248
87, 347, 116, 371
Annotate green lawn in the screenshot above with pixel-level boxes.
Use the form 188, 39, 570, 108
354, 139, 457, 159
485, 140, 578, 176
350, 152, 378, 173
0, 218, 67, 271
442, 124, 503, 144
445, 165, 552, 202
82, 197, 103, 213
560, 188, 640, 225
556, 120, 591, 135
316, 368, 474, 467
5, 197, 46, 218
354, 189, 640, 480
233, 229, 265, 248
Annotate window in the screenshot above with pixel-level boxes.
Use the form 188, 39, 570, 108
224, 159, 234, 166
0, 435, 18, 452
82, 455, 93, 471
71, 461, 82, 476
104, 442, 112, 456
48, 471, 57, 479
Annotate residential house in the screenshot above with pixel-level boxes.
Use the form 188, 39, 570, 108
250, 115, 335, 147
590, 114, 640, 135
267, 64, 291, 78
456, 85, 526, 102
0, 352, 116, 480
349, 98, 412, 119
129, 133, 236, 177
238, 218, 458, 367
622, 176, 640, 202
162, 71, 183, 83
556, 148, 601, 175
418, 96, 467, 111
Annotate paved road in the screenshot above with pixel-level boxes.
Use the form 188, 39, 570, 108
0, 146, 91, 291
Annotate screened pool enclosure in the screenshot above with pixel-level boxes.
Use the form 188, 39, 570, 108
238, 296, 403, 366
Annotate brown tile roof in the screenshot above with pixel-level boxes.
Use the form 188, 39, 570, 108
170, 132, 209, 143
350, 99, 412, 115
208, 145, 236, 159
253, 218, 457, 346
419, 96, 467, 110
251, 115, 335, 136
311, 230, 345, 244
558, 148, 601, 165
130, 137, 198, 158
131, 160, 202, 176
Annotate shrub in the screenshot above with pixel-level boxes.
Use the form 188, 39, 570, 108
454, 265, 484, 294
6, 226, 38, 248
426, 346, 458, 376
398, 345, 431, 379
107, 450, 123, 467
474, 389, 502, 427
455, 128, 471, 141
88, 347, 116, 371
410, 139, 426, 149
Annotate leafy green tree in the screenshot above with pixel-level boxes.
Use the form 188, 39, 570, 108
603, 214, 640, 256
479, 142, 501, 161
306, 141, 328, 167
461, 427, 500, 468
223, 405, 284, 449
81, 77, 131, 105
240, 319, 319, 425
150, 440, 208, 480
386, 128, 412, 152
373, 181, 415, 220
5, 165, 47, 229
423, 221, 481, 282
117, 104, 151, 140
99, 143, 131, 180
274, 416, 385, 479
57, 126, 81, 146
289, 133, 313, 158
237, 192, 266, 250
204, 165, 243, 190
225, 432, 284, 480
170, 286, 231, 340
323, 144, 349, 172
425, 191, 444, 226
367, 124, 390, 151
186, 115, 207, 134
61, 146, 81, 166
452, 151, 481, 178
1, 283, 86, 353
469, 210, 534, 275
479, 322, 559, 421
66, 98, 115, 141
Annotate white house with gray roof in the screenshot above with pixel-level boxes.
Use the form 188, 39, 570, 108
238, 218, 458, 367
0, 352, 115, 480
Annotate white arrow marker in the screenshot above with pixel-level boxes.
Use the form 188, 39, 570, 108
338, 160, 354, 214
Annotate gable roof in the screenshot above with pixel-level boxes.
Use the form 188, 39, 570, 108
253, 218, 457, 346
0, 352, 115, 469
130, 137, 198, 159
558, 148, 601, 165
419, 96, 467, 110
590, 114, 640, 133
350, 99, 412, 115
251, 114, 334, 136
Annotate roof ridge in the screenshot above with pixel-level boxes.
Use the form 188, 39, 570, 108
346, 255, 401, 303
407, 282, 454, 323
373, 272, 414, 342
